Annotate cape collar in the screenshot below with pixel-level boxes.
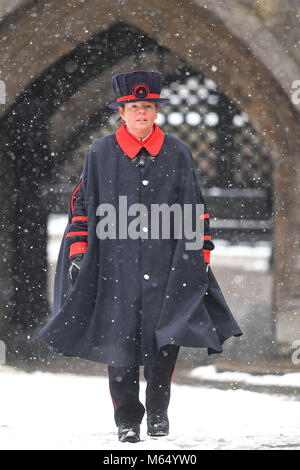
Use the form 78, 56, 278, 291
116, 122, 165, 158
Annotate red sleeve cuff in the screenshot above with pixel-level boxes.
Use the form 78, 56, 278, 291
203, 249, 211, 264
69, 242, 88, 260
66, 231, 88, 238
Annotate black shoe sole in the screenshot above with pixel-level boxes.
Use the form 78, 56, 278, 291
118, 427, 140, 443
119, 435, 140, 443
147, 424, 169, 437
147, 431, 169, 437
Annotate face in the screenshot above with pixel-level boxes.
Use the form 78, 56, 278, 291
118, 100, 159, 138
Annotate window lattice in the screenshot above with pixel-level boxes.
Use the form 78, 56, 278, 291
74, 73, 273, 193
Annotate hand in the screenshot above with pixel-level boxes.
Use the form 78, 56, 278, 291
69, 254, 84, 285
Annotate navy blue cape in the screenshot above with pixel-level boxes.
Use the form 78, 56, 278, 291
39, 132, 242, 366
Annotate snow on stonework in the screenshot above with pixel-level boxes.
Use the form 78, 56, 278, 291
191, 365, 300, 388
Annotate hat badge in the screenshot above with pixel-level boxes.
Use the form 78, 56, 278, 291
132, 83, 149, 99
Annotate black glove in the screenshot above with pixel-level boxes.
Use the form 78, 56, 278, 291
69, 254, 84, 285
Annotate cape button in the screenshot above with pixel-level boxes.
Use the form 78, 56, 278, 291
143, 273, 150, 280
142, 179, 149, 186
137, 157, 145, 167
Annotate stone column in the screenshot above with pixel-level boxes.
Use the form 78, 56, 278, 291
272, 133, 300, 356
0, 122, 16, 360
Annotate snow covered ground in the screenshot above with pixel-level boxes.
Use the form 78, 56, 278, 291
1, 365, 300, 450
191, 365, 300, 388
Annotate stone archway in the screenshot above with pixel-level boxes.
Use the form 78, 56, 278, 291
0, 22, 172, 359
1, 0, 300, 359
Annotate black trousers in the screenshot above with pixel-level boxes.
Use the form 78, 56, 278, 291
107, 345, 180, 426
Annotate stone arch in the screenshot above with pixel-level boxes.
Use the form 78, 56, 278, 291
1, 0, 299, 360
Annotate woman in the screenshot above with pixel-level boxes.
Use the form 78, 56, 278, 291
39, 70, 242, 443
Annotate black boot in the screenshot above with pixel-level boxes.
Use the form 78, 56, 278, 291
118, 423, 140, 443
147, 411, 169, 436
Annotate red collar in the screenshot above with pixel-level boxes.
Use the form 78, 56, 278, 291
116, 122, 164, 158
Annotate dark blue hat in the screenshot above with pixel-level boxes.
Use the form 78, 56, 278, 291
108, 70, 169, 109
